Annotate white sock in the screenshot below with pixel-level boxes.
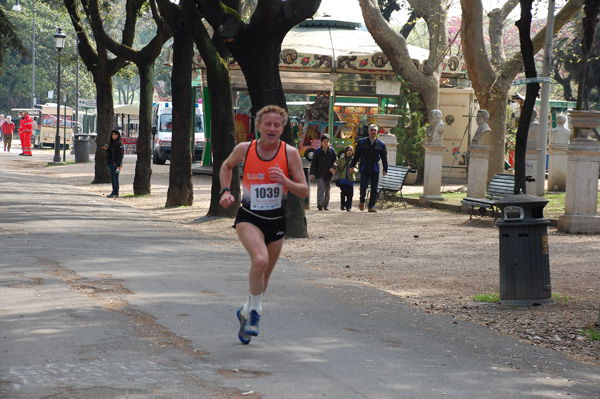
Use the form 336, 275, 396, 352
249, 293, 263, 315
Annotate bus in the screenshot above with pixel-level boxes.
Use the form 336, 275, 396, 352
36, 103, 75, 149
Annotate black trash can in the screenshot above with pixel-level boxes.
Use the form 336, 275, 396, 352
74, 133, 91, 163
495, 193, 553, 306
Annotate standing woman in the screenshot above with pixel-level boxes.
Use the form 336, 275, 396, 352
103, 129, 124, 198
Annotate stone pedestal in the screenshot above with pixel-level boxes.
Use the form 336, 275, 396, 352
420, 143, 444, 205
525, 148, 540, 195
547, 144, 568, 191
466, 145, 490, 198
378, 132, 398, 166
557, 138, 600, 234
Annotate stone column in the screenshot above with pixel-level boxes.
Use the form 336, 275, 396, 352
378, 132, 398, 166
420, 143, 444, 205
466, 145, 491, 198
557, 137, 600, 234
375, 114, 400, 186
525, 148, 541, 195
547, 144, 568, 191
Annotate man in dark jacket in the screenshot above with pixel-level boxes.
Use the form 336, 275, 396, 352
309, 134, 337, 210
349, 124, 388, 212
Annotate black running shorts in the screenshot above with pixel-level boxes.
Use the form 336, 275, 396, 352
234, 207, 286, 244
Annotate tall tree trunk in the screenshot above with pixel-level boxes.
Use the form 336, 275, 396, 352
514, 0, 540, 194
205, 63, 240, 217
133, 62, 154, 195
92, 73, 114, 184
181, 0, 240, 217
166, 20, 194, 207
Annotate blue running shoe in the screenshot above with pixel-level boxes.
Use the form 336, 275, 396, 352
237, 308, 251, 345
244, 310, 260, 336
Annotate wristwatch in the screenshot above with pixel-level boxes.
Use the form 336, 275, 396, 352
219, 187, 231, 196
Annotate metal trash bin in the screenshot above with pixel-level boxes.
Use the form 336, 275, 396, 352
74, 133, 91, 163
495, 193, 553, 306
88, 133, 97, 154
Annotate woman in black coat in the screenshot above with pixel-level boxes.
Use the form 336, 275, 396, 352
103, 129, 124, 198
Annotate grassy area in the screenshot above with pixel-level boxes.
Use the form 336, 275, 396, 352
473, 293, 500, 303
583, 327, 600, 341
472, 292, 570, 304
402, 190, 600, 220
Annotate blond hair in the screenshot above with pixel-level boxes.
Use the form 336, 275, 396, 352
256, 105, 288, 126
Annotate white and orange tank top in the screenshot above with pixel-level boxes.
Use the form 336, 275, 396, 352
241, 140, 289, 215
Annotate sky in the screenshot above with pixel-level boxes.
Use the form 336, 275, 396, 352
316, 0, 549, 23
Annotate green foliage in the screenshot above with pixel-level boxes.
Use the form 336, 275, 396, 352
583, 326, 600, 341
0, 2, 95, 111
552, 293, 570, 304
0, 5, 28, 66
473, 293, 500, 303
390, 77, 426, 170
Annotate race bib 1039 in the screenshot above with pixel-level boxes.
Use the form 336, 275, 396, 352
250, 183, 283, 210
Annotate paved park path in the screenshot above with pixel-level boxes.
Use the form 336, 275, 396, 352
1, 150, 599, 398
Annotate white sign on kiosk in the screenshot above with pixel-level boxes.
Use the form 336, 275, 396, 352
376, 80, 402, 96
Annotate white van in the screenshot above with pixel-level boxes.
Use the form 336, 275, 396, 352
152, 101, 205, 164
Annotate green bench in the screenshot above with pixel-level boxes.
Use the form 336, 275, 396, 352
461, 174, 515, 222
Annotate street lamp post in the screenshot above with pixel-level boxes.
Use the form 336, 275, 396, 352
12, 0, 35, 108
53, 27, 66, 163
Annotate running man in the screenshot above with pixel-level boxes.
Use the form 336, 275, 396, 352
219, 105, 309, 344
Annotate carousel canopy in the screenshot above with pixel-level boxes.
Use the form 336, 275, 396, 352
187, 18, 467, 96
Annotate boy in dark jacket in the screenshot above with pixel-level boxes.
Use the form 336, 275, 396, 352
309, 134, 337, 210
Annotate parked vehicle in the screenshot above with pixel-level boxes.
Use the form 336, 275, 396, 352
297, 120, 355, 161
152, 101, 205, 164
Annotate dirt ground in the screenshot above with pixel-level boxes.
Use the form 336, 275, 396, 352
6, 151, 600, 366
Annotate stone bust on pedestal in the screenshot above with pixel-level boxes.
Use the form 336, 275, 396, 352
425, 109, 445, 144
550, 114, 571, 146
527, 109, 540, 147
471, 109, 491, 146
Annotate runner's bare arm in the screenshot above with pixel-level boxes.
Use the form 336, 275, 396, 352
219, 142, 250, 208
268, 144, 308, 199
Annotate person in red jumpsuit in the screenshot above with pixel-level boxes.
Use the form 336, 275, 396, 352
18, 111, 33, 156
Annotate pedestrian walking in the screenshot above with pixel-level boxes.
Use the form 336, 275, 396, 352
18, 111, 33, 156
2, 116, 15, 152
309, 133, 337, 210
103, 129, 124, 198
349, 123, 388, 212
219, 105, 309, 345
